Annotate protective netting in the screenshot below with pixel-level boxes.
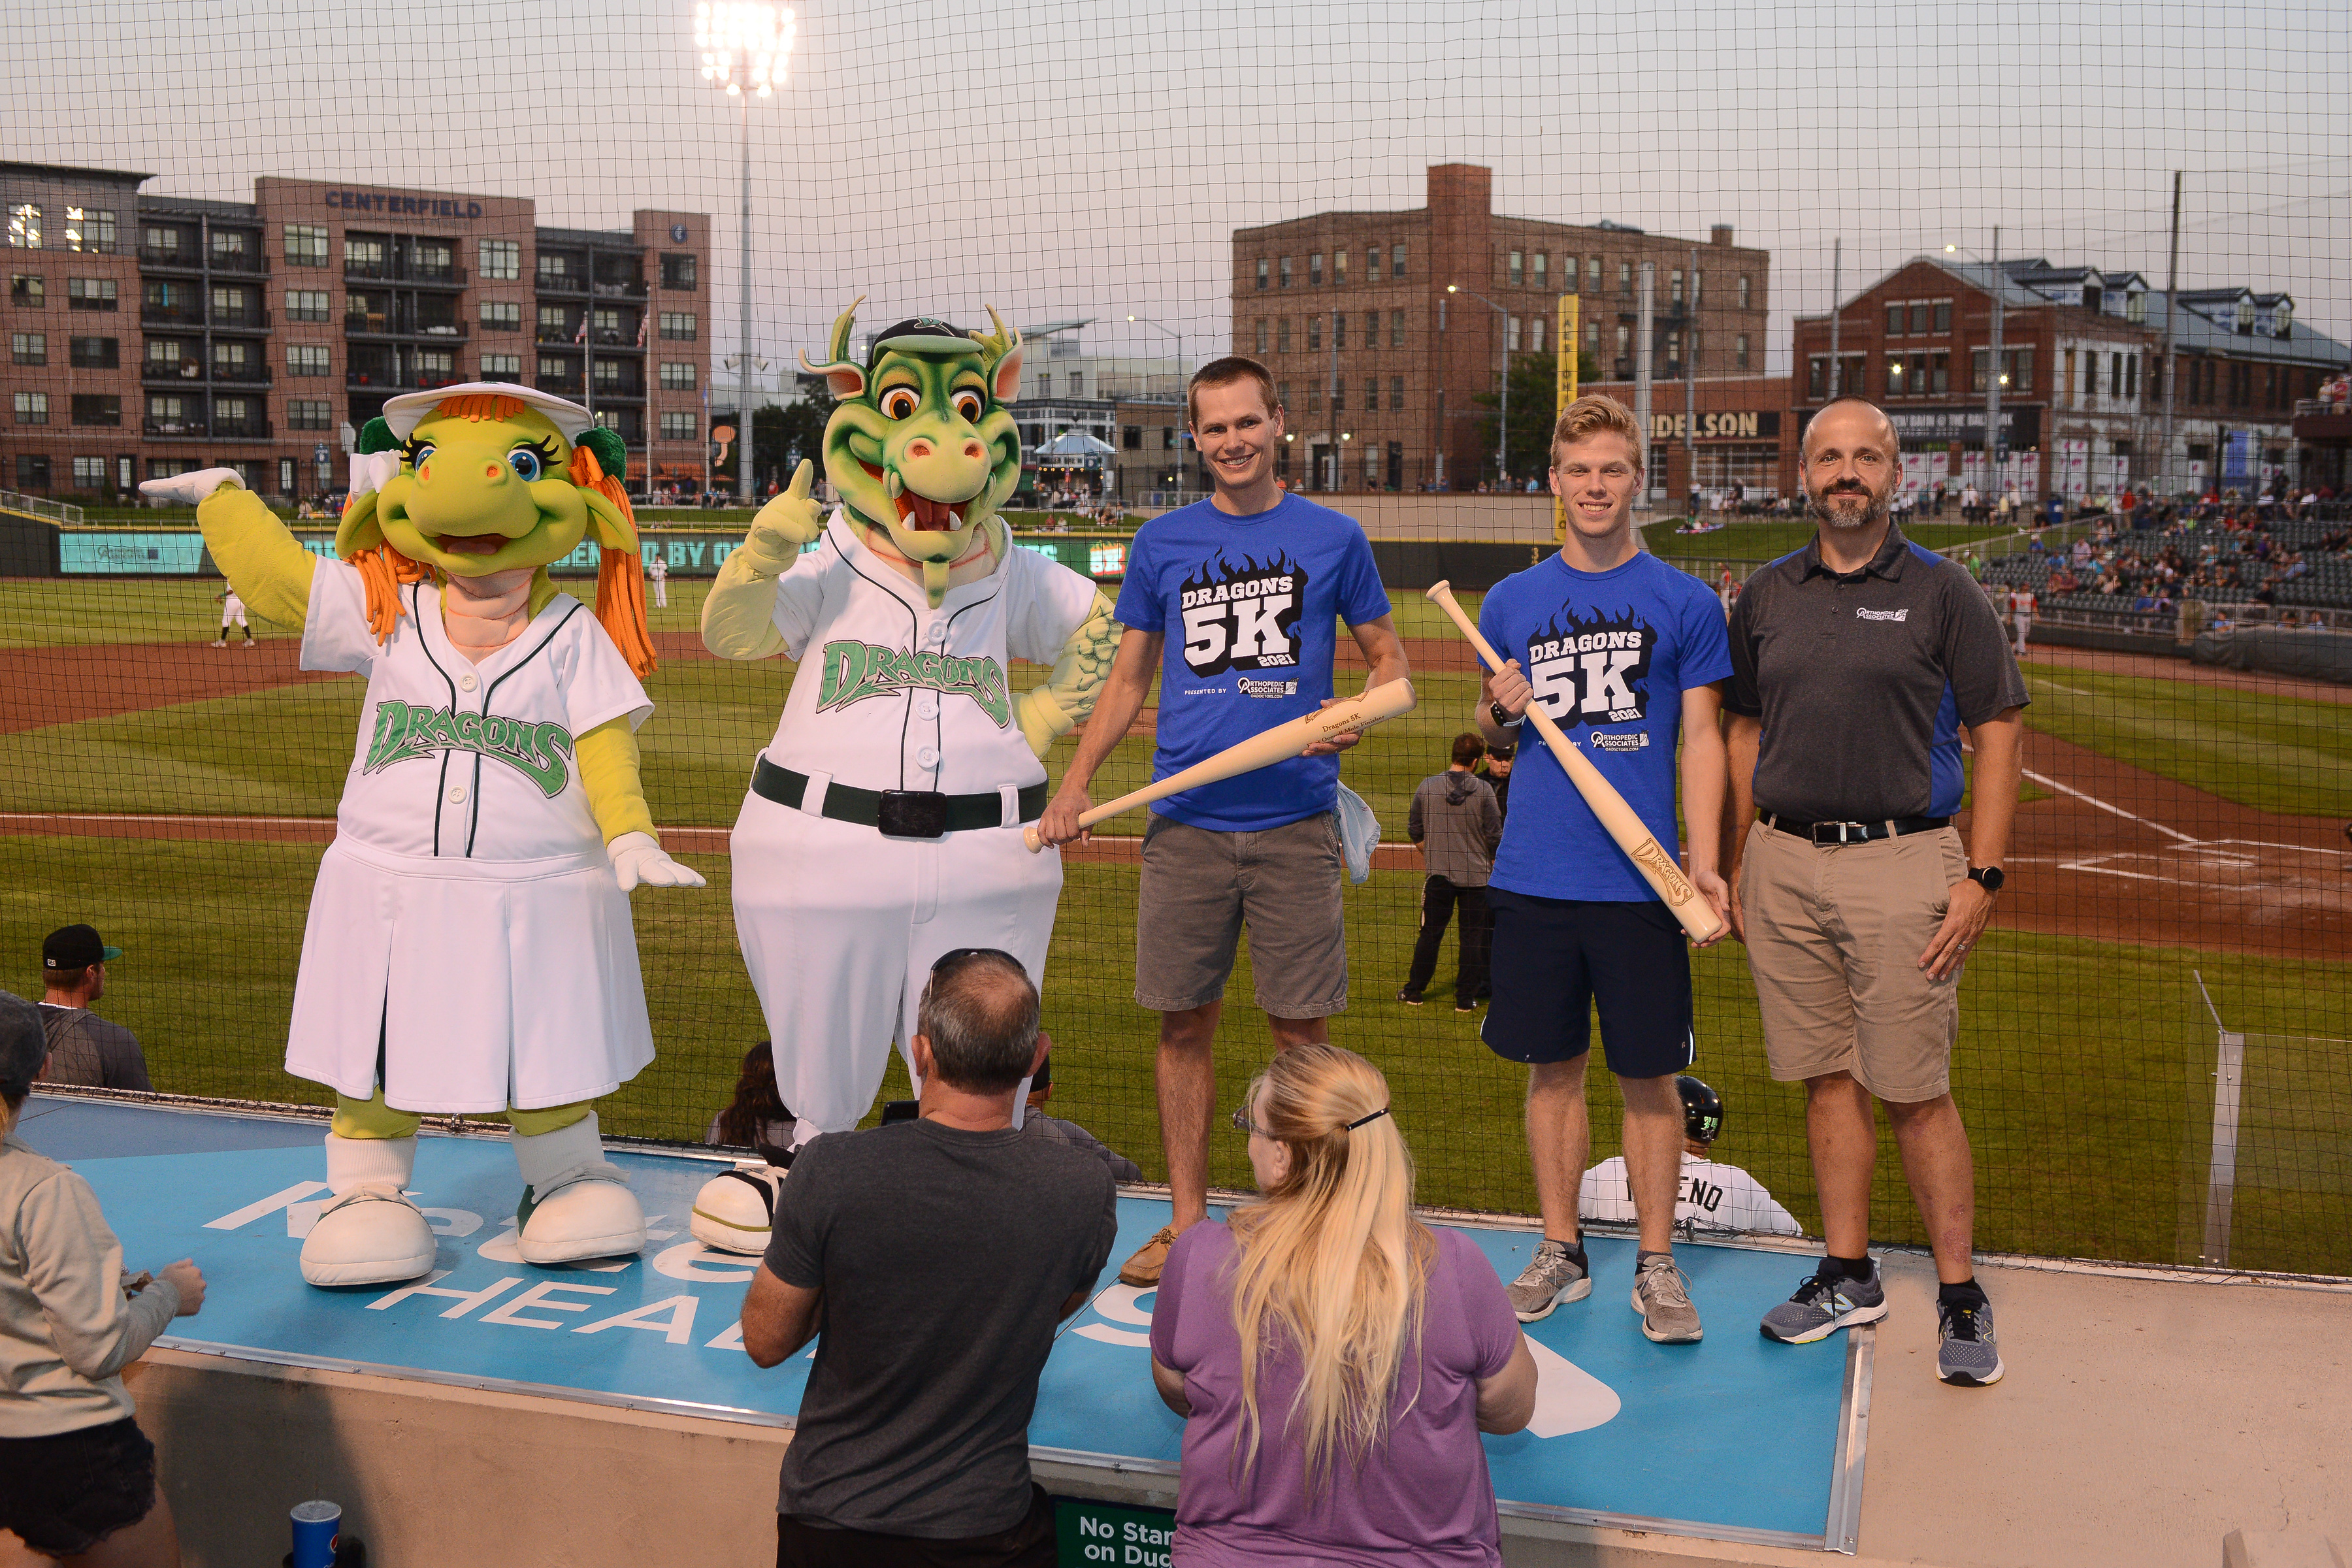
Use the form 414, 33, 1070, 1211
1, 1, 2346, 1275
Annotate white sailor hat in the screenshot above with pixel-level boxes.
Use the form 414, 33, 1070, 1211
382, 382, 597, 443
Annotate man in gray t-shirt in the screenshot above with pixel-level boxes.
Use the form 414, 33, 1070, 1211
37, 925, 151, 1092
1401, 733, 1502, 1012
740, 950, 1115, 1564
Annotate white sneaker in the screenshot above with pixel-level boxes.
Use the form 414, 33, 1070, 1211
512, 1112, 646, 1264
301, 1134, 437, 1287
689, 1160, 789, 1255
211, 640, 227, 648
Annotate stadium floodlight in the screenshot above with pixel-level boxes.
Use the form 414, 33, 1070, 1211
695, 2, 797, 502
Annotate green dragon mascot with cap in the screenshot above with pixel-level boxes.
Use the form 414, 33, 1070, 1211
141, 384, 702, 1288
689, 302, 1117, 1250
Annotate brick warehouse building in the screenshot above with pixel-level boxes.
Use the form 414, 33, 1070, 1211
1577, 374, 1798, 503
3, 162, 711, 500
1230, 163, 1771, 494
1791, 254, 2349, 503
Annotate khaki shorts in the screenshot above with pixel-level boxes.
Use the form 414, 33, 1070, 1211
1739, 820, 1968, 1103
1135, 811, 1347, 1018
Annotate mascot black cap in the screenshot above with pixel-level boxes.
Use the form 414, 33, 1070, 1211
866, 317, 977, 365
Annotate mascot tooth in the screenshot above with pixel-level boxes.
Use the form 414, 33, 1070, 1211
691, 304, 1119, 1246
141, 384, 704, 1288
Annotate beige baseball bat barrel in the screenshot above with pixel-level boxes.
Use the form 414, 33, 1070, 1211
1024, 678, 1418, 852
1424, 582, 1724, 943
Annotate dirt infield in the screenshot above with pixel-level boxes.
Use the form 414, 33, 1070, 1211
0, 638, 336, 734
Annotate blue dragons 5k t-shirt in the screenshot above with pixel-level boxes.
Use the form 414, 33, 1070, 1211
1113, 493, 1390, 832
1480, 551, 1733, 902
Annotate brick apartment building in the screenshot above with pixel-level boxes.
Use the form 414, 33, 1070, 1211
1791, 255, 2348, 502
1230, 163, 1771, 493
3, 161, 710, 500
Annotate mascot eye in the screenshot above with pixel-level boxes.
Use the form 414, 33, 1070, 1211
951, 389, 984, 423
508, 448, 544, 483
879, 386, 920, 421
411, 442, 435, 468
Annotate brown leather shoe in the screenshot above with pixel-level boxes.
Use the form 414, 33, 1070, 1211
1119, 1225, 1178, 1286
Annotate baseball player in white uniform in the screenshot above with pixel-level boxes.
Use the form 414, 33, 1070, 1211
213, 585, 253, 647
648, 550, 669, 609
699, 308, 1117, 1183
144, 382, 702, 1286
1580, 1075, 1802, 1237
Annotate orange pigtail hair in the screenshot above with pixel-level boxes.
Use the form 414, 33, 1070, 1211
571, 444, 657, 679
350, 544, 435, 643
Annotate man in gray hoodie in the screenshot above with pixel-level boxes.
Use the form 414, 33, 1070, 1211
1400, 734, 1503, 1013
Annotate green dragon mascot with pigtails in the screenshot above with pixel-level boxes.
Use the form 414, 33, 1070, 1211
688, 302, 1119, 1250
142, 384, 702, 1288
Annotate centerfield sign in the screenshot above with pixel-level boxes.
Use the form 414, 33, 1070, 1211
1648, 410, 1782, 441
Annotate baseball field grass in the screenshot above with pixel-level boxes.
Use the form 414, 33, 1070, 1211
4, 572, 2346, 1275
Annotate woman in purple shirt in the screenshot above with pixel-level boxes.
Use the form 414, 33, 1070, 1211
1148, 1045, 1536, 1565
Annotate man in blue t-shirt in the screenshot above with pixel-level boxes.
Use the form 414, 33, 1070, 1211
1474, 395, 1731, 1346
1039, 356, 1406, 1286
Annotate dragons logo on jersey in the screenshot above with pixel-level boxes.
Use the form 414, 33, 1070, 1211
815, 640, 1013, 728
1524, 608, 1657, 730
361, 701, 575, 797
1177, 551, 1309, 677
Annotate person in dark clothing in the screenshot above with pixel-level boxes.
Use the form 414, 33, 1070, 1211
1020, 1053, 1143, 1183
1400, 734, 1502, 1013
35, 927, 150, 1093
1481, 742, 1514, 823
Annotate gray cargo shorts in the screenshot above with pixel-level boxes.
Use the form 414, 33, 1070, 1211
1135, 811, 1348, 1018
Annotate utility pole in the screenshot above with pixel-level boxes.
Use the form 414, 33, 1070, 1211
1635, 261, 1655, 523
1686, 244, 1699, 510
1827, 238, 1841, 396
737, 87, 755, 502
1985, 225, 2004, 500
2159, 171, 2183, 498
1329, 306, 1339, 491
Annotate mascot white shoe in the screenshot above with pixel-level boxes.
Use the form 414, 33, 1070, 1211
301, 1132, 438, 1287
513, 1113, 647, 1265
689, 1159, 789, 1256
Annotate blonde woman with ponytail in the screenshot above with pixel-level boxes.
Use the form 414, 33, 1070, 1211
1147, 1045, 1535, 1565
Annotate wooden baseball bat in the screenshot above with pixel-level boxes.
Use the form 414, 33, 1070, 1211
1424, 582, 1724, 943
1024, 678, 1418, 852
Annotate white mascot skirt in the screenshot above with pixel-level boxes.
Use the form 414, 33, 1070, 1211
286, 836, 656, 1115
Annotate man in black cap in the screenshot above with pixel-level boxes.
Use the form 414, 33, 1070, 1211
37, 926, 152, 1092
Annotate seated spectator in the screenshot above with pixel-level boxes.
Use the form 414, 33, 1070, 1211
1149, 1045, 1536, 1565
1, 991, 206, 1567
35, 927, 150, 1092
1020, 1049, 1143, 1183
742, 949, 1115, 1568
704, 1041, 794, 1159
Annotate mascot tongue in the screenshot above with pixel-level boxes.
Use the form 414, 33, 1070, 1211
896, 489, 961, 531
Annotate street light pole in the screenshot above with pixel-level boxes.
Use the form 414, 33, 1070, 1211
694, 2, 794, 506
1126, 313, 1186, 498
2159, 171, 2183, 498
1448, 284, 1510, 487
1986, 225, 2004, 500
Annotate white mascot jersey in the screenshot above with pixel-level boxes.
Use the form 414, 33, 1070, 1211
731, 511, 1099, 1135
285, 558, 657, 1115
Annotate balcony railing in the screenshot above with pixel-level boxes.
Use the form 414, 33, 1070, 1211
536, 376, 585, 396
140, 306, 205, 325
210, 420, 274, 440
142, 361, 208, 384
208, 364, 273, 385
590, 329, 642, 348
536, 274, 589, 294
344, 261, 468, 287
137, 246, 201, 269
536, 328, 578, 345
206, 250, 268, 275
143, 418, 206, 437
345, 317, 469, 340
210, 308, 272, 331
593, 280, 647, 299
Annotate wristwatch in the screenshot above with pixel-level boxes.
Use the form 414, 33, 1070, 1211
1489, 701, 1524, 728
1966, 866, 2006, 894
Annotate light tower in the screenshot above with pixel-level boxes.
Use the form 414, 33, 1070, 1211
694, 2, 795, 502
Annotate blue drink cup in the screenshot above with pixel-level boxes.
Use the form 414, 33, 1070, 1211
289, 1500, 340, 1568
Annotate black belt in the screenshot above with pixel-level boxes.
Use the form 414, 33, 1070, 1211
1763, 811, 1951, 846
753, 757, 1046, 838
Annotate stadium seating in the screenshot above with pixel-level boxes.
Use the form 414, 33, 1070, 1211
1973, 500, 2352, 626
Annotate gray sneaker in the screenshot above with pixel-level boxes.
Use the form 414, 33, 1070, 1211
1936, 1297, 2004, 1386
1506, 1239, 1591, 1322
1759, 1264, 1889, 1344
1631, 1255, 1703, 1343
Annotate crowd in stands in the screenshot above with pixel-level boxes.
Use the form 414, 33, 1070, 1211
1973, 493, 2352, 626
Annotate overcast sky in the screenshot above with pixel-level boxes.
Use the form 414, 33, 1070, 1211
8, 0, 2346, 374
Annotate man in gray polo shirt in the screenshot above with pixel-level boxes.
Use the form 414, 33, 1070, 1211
1724, 398, 2027, 1388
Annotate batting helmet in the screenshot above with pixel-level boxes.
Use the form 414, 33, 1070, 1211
1676, 1074, 1723, 1145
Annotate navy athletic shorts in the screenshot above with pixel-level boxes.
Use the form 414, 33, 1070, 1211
1481, 889, 1695, 1079
0, 1416, 158, 1558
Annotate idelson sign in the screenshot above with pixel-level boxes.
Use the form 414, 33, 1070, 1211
1647, 411, 1781, 441
323, 189, 487, 219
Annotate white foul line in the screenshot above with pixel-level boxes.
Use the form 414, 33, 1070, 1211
2018, 768, 2199, 843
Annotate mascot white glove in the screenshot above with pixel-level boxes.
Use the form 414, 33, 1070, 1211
138, 467, 246, 506
608, 831, 708, 892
